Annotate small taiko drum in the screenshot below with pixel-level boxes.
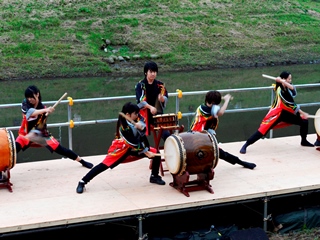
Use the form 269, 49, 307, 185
0, 128, 17, 171
153, 113, 178, 130
164, 131, 219, 176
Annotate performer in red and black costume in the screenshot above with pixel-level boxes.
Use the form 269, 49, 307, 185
15, 85, 93, 168
240, 71, 314, 154
190, 90, 256, 169
135, 61, 170, 140
76, 102, 165, 194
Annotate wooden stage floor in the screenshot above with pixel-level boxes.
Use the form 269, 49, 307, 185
0, 134, 320, 236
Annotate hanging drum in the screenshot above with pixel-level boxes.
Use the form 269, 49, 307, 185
152, 113, 178, 130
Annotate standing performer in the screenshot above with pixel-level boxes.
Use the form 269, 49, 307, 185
135, 61, 170, 141
76, 102, 165, 194
15, 85, 93, 169
240, 71, 314, 154
190, 90, 256, 169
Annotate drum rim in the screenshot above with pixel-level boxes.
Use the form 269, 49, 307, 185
164, 134, 186, 175
153, 113, 177, 118
6, 129, 16, 169
203, 130, 219, 169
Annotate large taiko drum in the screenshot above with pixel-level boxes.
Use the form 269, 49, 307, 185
164, 131, 219, 176
0, 128, 17, 171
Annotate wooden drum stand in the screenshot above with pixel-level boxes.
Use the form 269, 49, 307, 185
0, 168, 13, 192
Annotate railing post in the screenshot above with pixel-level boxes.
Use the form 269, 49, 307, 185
176, 89, 183, 125
269, 87, 275, 139
67, 97, 73, 150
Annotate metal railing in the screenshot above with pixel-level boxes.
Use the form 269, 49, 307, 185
1, 83, 320, 149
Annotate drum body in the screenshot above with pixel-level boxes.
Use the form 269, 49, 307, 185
153, 113, 178, 129
164, 131, 219, 175
0, 129, 17, 171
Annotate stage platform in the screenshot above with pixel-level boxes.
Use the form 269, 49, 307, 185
0, 134, 320, 237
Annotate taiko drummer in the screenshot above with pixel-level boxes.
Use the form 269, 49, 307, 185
190, 90, 256, 170
135, 61, 171, 141
76, 102, 165, 194
15, 85, 93, 169
240, 71, 315, 154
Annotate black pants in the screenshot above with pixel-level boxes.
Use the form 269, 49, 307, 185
246, 111, 309, 146
82, 151, 161, 184
219, 148, 242, 165
268, 111, 309, 140
16, 142, 78, 160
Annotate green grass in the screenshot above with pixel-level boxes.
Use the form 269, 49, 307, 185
0, 0, 319, 80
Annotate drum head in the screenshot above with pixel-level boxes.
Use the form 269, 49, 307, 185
164, 134, 186, 175
314, 108, 320, 136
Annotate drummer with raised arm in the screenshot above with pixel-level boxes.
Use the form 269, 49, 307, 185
135, 61, 170, 141
190, 90, 256, 169
240, 71, 314, 154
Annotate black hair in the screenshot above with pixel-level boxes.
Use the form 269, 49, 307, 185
25, 85, 42, 102
205, 90, 221, 105
280, 71, 291, 79
144, 61, 158, 75
121, 102, 140, 115
115, 102, 140, 138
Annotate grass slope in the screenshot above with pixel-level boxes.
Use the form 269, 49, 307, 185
0, 0, 319, 80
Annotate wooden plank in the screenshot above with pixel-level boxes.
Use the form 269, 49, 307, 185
0, 134, 319, 233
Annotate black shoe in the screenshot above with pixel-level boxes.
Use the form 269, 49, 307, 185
76, 181, 85, 194
80, 159, 94, 169
314, 140, 320, 146
241, 161, 256, 170
301, 140, 314, 147
240, 144, 247, 154
150, 175, 165, 185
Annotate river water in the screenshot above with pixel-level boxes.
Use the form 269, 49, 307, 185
10, 63, 320, 163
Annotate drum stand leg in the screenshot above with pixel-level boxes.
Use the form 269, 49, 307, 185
169, 169, 215, 197
0, 168, 13, 192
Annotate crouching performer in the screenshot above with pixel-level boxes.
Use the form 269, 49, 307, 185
76, 102, 165, 194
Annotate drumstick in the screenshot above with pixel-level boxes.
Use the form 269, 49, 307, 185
153, 153, 172, 158
222, 95, 234, 100
45, 92, 68, 116
262, 74, 277, 80
308, 115, 320, 119
161, 83, 166, 95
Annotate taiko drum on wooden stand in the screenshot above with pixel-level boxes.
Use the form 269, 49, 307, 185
164, 130, 219, 197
